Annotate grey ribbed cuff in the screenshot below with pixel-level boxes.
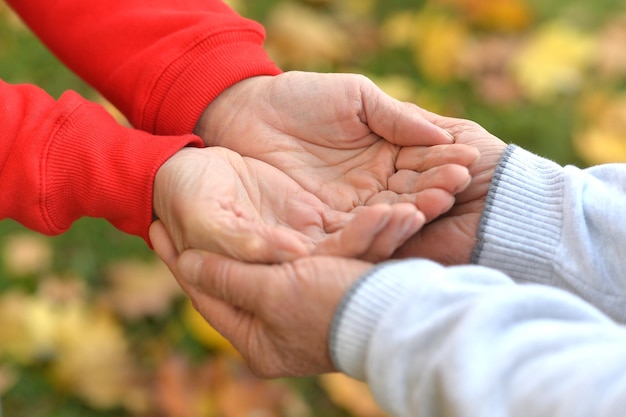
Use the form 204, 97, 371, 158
471, 145, 564, 284
329, 260, 432, 380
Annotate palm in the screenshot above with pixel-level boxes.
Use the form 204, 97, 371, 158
153, 146, 427, 263
195, 71, 476, 219
394, 112, 508, 265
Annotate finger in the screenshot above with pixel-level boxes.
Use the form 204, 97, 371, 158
356, 204, 427, 262
396, 144, 480, 171
411, 189, 456, 222
360, 80, 454, 146
178, 250, 270, 313
313, 205, 392, 257
367, 189, 456, 222
149, 220, 180, 274
314, 204, 423, 260
167, 249, 258, 350
388, 164, 471, 194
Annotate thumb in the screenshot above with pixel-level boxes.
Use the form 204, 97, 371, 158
149, 220, 180, 274
178, 250, 266, 312
361, 81, 453, 146
177, 250, 206, 287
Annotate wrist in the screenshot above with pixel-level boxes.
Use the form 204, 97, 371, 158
194, 75, 275, 145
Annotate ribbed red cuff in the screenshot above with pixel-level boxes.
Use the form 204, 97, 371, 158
42, 96, 203, 243
138, 31, 282, 136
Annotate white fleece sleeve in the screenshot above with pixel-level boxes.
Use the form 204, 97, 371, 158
330, 259, 626, 417
473, 145, 626, 322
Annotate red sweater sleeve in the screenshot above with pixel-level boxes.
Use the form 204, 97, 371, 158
7, 0, 282, 136
0, 80, 202, 242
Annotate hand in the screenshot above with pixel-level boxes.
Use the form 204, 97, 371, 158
393, 110, 508, 264
195, 71, 479, 221
153, 146, 467, 263
150, 220, 372, 377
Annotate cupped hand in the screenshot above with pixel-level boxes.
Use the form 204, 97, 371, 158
153, 146, 468, 263
393, 110, 508, 265
195, 71, 478, 220
150, 220, 373, 378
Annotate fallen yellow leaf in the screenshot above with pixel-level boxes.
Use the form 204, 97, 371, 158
264, 2, 351, 69
575, 93, 626, 164
319, 373, 389, 417
104, 258, 183, 321
181, 299, 240, 357
51, 301, 142, 410
411, 10, 469, 83
511, 20, 597, 101
438, 0, 533, 32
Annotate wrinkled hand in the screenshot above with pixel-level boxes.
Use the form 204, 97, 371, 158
393, 110, 508, 264
150, 220, 372, 377
195, 71, 478, 221
153, 146, 470, 263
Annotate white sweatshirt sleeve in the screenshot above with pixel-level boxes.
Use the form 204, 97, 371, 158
329, 147, 626, 417
472, 145, 626, 322
330, 259, 626, 417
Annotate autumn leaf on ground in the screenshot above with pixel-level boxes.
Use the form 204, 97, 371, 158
104, 258, 183, 321
264, 2, 351, 69
410, 9, 469, 83
1, 233, 52, 277
182, 299, 240, 357
595, 15, 626, 80
156, 354, 309, 417
0, 291, 57, 364
575, 92, 626, 164
456, 35, 523, 105
380, 10, 418, 48
512, 20, 597, 101
51, 300, 147, 412
319, 373, 389, 417
155, 354, 214, 417
337, 0, 375, 18
37, 274, 86, 304
0, 290, 147, 412
437, 0, 533, 32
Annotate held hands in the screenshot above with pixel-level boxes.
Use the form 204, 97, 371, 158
150, 220, 372, 377
149, 78, 510, 379
194, 71, 478, 217
155, 73, 482, 263
149, 112, 510, 380
153, 146, 471, 263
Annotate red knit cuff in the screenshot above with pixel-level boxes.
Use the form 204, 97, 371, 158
43, 98, 203, 243
138, 31, 282, 136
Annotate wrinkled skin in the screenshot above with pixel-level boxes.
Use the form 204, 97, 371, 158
393, 110, 508, 264
150, 221, 371, 377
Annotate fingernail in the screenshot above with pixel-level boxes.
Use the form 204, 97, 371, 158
178, 250, 205, 284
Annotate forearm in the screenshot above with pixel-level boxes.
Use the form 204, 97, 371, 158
0, 80, 201, 241
7, 0, 281, 136
331, 259, 626, 417
472, 145, 626, 322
